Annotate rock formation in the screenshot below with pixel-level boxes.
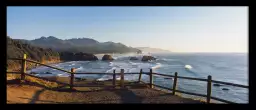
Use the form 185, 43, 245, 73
102, 54, 114, 61
141, 55, 156, 61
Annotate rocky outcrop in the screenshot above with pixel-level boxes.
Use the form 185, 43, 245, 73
7, 36, 61, 71
141, 55, 156, 61
164, 77, 173, 80
60, 52, 98, 61
213, 84, 222, 87
137, 50, 142, 54
222, 88, 229, 91
102, 54, 114, 61
130, 57, 138, 60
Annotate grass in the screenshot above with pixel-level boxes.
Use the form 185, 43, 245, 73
24, 76, 60, 88
7, 73, 60, 89
7, 74, 21, 80
6, 73, 141, 91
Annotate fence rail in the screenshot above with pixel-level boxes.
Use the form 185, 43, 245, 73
175, 89, 208, 98
152, 83, 173, 91
211, 80, 248, 88
25, 59, 74, 74
6, 54, 248, 104
210, 96, 237, 104
6, 71, 21, 74
24, 73, 70, 86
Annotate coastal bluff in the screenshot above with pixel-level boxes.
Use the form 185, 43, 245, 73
7, 36, 99, 71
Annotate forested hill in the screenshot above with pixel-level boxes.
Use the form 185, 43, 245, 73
7, 36, 139, 71
16, 36, 140, 54
7, 36, 60, 71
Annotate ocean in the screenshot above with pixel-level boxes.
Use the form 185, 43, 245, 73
28, 53, 248, 103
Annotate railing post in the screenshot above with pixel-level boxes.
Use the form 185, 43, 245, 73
138, 69, 142, 82
149, 69, 153, 88
21, 54, 27, 81
70, 68, 75, 90
207, 75, 212, 104
113, 69, 116, 88
173, 72, 178, 95
120, 69, 124, 88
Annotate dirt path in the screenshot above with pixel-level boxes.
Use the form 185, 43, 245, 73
7, 84, 202, 104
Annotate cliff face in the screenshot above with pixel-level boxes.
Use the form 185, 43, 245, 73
7, 36, 61, 71
7, 36, 99, 71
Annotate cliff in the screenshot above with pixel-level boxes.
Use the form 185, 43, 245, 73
7, 36, 61, 71
7, 36, 99, 71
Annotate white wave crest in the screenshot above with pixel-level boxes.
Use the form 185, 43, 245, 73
185, 65, 192, 69
151, 63, 162, 69
76, 66, 84, 71
160, 58, 178, 61
109, 62, 114, 66
105, 67, 116, 73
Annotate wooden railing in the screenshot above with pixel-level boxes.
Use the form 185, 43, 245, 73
7, 54, 249, 104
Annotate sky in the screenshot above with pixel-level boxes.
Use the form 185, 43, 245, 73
7, 6, 248, 53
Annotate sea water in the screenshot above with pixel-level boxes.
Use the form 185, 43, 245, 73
28, 53, 248, 103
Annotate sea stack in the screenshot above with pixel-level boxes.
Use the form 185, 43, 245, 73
222, 88, 229, 91
141, 55, 156, 61
102, 54, 114, 61
137, 50, 142, 54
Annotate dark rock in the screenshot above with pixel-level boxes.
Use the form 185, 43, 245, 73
106, 79, 113, 81
222, 88, 229, 91
137, 50, 142, 54
102, 54, 114, 61
130, 57, 139, 60
60, 52, 98, 61
164, 77, 173, 80
45, 72, 52, 74
75, 77, 87, 81
30, 72, 38, 74
141, 55, 156, 61
213, 84, 222, 87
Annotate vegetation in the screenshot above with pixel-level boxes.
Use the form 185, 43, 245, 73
17, 36, 141, 54
7, 36, 60, 71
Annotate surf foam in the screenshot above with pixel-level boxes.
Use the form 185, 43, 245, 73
185, 65, 192, 69
151, 63, 162, 69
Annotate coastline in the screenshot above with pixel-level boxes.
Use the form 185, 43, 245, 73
6, 54, 246, 103
7, 60, 64, 72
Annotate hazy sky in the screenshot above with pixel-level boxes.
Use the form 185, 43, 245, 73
7, 6, 248, 52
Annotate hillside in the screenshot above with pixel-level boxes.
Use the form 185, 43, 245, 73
7, 36, 102, 71
7, 36, 60, 71
136, 47, 171, 53
16, 36, 140, 54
